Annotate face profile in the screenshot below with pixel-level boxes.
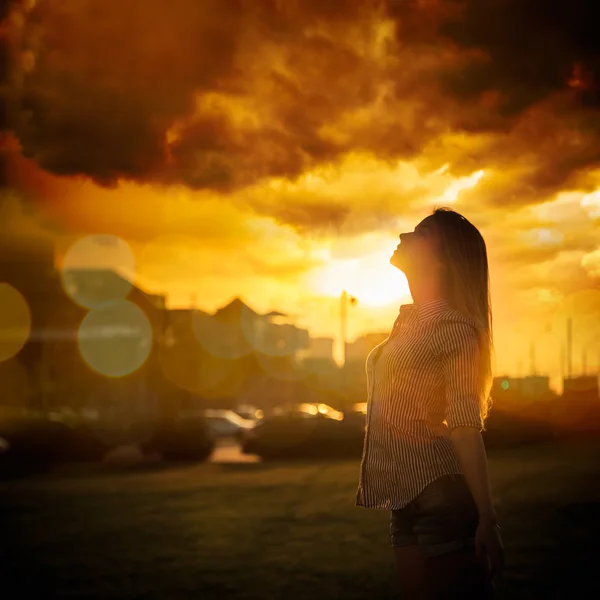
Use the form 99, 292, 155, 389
390, 215, 443, 277
388, 208, 491, 351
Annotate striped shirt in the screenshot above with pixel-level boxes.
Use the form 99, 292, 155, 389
355, 299, 483, 510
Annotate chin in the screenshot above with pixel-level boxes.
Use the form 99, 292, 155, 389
390, 251, 406, 272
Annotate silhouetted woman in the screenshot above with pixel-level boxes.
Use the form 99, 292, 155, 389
356, 208, 504, 599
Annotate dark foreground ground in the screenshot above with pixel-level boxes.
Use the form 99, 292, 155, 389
1, 439, 599, 599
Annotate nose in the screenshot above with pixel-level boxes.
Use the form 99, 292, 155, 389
399, 233, 409, 243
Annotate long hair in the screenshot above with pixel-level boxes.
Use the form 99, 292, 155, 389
430, 207, 494, 425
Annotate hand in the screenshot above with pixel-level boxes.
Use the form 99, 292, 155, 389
475, 518, 504, 582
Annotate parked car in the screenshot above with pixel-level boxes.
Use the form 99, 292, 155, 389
0, 417, 111, 479
202, 409, 257, 439
140, 414, 215, 462
240, 407, 364, 460
233, 405, 264, 420
268, 403, 344, 421
342, 404, 367, 429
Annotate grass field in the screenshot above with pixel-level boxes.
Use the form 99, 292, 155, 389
1, 440, 599, 599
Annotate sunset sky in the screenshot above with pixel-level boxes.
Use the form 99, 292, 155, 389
3, 0, 600, 390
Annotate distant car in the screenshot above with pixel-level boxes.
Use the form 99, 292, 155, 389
139, 414, 215, 462
342, 406, 367, 429
233, 405, 264, 420
202, 409, 257, 439
352, 402, 367, 415
268, 403, 345, 421
240, 409, 364, 460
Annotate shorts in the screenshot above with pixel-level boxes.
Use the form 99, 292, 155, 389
390, 473, 479, 557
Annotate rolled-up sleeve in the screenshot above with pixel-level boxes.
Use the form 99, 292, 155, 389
435, 320, 483, 431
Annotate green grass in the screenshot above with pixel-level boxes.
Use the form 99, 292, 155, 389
1, 440, 600, 599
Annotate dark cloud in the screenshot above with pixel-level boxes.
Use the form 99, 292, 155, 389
6, 0, 245, 184
0, 0, 477, 194
444, 1, 600, 203
386, 1, 600, 207
439, 0, 600, 113
3, 0, 600, 218
3, 0, 391, 191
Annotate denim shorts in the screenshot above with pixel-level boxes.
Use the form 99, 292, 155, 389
390, 473, 479, 557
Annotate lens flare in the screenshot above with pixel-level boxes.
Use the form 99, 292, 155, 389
78, 300, 152, 378
0, 284, 32, 362
60, 235, 136, 309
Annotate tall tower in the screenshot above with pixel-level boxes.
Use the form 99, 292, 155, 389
566, 317, 573, 380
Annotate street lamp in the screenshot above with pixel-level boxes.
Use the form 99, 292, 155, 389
340, 290, 357, 399
566, 317, 573, 380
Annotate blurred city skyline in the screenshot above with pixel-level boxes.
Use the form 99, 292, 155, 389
3, 248, 598, 403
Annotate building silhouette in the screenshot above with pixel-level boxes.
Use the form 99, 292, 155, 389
492, 375, 552, 400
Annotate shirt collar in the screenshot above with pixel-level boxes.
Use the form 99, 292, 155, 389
399, 299, 449, 322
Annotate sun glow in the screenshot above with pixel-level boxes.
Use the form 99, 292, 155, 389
305, 248, 410, 307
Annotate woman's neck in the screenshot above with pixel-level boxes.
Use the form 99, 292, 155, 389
407, 276, 446, 306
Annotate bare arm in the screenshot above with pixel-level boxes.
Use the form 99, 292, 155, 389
435, 319, 497, 522
438, 319, 503, 575
449, 426, 496, 520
